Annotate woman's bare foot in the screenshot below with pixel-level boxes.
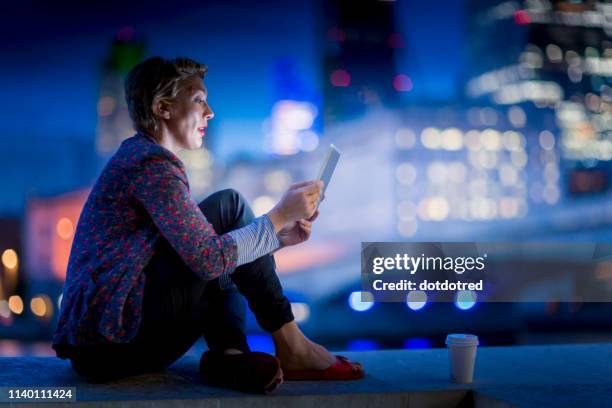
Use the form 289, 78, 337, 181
272, 321, 336, 371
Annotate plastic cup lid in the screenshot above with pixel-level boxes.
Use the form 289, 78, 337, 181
445, 333, 479, 346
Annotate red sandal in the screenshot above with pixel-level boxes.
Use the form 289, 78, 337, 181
284, 355, 365, 381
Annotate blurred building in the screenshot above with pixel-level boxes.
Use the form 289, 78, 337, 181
262, 99, 321, 156
215, 109, 399, 274
322, 0, 402, 124
0, 190, 89, 336
0, 217, 21, 301
263, 59, 322, 156
393, 105, 540, 238
465, 0, 612, 198
24, 189, 88, 283
95, 28, 145, 161
0, 137, 95, 217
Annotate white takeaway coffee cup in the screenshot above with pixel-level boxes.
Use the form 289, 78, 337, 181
445, 334, 479, 384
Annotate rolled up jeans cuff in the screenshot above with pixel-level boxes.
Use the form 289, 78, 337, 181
256, 297, 295, 333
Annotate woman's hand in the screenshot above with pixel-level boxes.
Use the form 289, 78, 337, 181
277, 210, 319, 248
268, 180, 323, 232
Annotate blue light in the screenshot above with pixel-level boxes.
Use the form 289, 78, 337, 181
247, 334, 275, 353
406, 290, 427, 311
455, 290, 477, 310
346, 339, 379, 351
348, 291, 374, 312
403, 337, 432, 349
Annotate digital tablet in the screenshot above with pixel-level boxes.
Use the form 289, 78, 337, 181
316, 144, 341, 204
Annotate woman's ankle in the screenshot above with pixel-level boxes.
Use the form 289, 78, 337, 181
272, 321, 308, 355
272, 324, 336, 370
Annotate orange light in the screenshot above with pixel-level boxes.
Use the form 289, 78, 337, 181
56, 217, 74, 240
275, 241, 349, 274
1, 249, 18, 269
30, 295, 53, 318
30, 298, 46, 317
8, 296, 23, 315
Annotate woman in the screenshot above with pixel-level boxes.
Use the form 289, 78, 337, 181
53, 56, 363, 394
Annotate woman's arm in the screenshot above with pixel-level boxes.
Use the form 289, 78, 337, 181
129, 154, 238, 280
227, 214, 280, 265
129, 153, 322, 279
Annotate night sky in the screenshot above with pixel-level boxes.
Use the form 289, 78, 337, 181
0, 0, 463, 215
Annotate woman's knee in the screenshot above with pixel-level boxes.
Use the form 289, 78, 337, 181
199, 189, 255, 231
213, 189, 243, 208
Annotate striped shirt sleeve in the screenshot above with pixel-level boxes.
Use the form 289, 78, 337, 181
228, 214, 280, 268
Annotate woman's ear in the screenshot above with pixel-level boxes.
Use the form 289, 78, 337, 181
152, 97, 171, 120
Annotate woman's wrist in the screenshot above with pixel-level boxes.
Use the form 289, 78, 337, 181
267, 209, 287, 233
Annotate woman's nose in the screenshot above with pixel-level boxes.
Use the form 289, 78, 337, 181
205, 107, 214, 120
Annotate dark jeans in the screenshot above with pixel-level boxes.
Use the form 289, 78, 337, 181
70, 189, 294, 381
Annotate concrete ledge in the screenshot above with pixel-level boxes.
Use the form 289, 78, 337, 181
1, 343, 612, 407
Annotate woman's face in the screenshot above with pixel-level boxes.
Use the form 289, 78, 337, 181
165, 76, 214, 150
